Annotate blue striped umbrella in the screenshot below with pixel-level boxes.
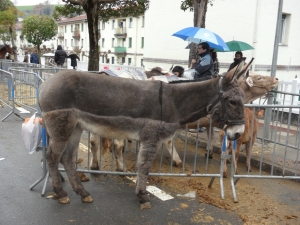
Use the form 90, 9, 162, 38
172, 27, 229, 51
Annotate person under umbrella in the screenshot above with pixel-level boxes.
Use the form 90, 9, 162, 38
68, 51, 80, 70
228, 51, 249, 76
189, 42, 214, 80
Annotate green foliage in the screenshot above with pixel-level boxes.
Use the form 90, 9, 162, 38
21, 15, 58, 47
180, 0, 214, 12
0, 6, 19, 43
52, 5, 84, 20
53, 0, 149, 22
0, 0, 14, 11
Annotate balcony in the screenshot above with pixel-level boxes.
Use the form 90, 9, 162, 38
57, 32, 64, 39
72, 30, 80, 39
114, 46, 126, 56
114, 27, 127, 38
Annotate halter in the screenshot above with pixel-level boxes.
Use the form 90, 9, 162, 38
207, 75, 245, 128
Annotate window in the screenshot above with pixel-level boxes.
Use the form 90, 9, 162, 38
142, 16, 145, 27
102, 21, 105, 30
141, 59, 144, 67
129, 18, 133, 28
280, 13, 290, 45
112, 20, 115, 29
81, 39, 84, 47
81, 23, 84, 31
122, 38, 126, 47
112, 57, 114, 64
141, 37, 144, 48
128, 38, 132, 48
102, 55, 104, 63
112, 38, 115, 47
122, 57, 125, 64
71, 39, 73, 47
71, 25, 73, 32
128, 58, 132, 65
102, 38, 105, 48
65, 25, 67, 33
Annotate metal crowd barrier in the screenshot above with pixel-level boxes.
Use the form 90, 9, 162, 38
0, 69, 14, 118
2, 62, 300, 202
228, 104, 300, 202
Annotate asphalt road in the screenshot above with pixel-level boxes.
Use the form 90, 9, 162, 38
0, 107, 243, 225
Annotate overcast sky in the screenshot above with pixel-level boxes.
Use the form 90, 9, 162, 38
11, 0, 63, 6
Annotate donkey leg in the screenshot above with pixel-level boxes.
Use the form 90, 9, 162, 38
46, 138, 69, 203
90, 133, 100, 170
205, 128, 214, 159
113, 139, 126, 172
234, 142, 242, 174
164, 139, 182, 167
135, 142, 158, 209
61, 126, 93, 203
245, 142, 252, 172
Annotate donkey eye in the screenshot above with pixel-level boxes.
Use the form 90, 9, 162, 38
229, 100, 237, 106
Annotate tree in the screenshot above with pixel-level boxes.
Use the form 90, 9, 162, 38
0, 2, 20, 60
21, 15, 58, 63
181, 0, 213, 66
53, 0, 149, 71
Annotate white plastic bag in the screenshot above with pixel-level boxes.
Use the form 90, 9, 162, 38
22, 113, 42, 154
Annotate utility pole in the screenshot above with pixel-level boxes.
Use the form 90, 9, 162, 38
264, 0, 283, 139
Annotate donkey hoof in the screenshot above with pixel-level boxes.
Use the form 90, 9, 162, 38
90, 165, 99, 170
58, 196, 70, 204
82, 195, 93, 203
77, 172, 90, 182
205, 153, 213, 159
173, 161, 182, 167
140, 201, 151, 210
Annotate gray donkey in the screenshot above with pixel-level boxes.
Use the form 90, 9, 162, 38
38, 60, 248, 209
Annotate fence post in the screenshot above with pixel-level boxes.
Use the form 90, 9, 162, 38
291, 79, 300, 105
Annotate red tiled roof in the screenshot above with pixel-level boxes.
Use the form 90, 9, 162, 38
56, 14, 87, 24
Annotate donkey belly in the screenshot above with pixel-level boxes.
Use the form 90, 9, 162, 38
78, 118, 140, 141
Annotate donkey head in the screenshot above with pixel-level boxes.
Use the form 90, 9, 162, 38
208, 59, 253, 140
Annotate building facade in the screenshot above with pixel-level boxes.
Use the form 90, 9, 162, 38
55, 14, 145, 67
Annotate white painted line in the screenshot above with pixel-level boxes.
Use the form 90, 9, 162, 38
126, 176, 174, 201
146, 185, 174, 201
0, 158, 5, 161
16, 107, 30, 114
177, 191, 196, 198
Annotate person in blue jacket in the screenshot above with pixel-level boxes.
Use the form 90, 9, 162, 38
30, 49, 39, 64
189, 42, 214, 80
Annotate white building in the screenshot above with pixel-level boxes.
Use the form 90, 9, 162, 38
13, 0, 300, 81
55, 14, 145, 67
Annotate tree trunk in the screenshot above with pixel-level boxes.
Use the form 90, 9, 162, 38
9, 27, 18, 62
37, 45, 41, 65
188, 0, 208, 67
83, 3, 100, 71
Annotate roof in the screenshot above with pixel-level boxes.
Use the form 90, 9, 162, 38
56, 14, 87, 25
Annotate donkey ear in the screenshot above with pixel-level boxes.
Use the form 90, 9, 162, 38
237, 58, 254, 79
223, 59, 245, 84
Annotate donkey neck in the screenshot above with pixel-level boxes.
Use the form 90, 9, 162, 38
170, 77, 221, 125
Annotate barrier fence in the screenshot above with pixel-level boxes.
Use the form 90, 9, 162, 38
0, 60, 299, 203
